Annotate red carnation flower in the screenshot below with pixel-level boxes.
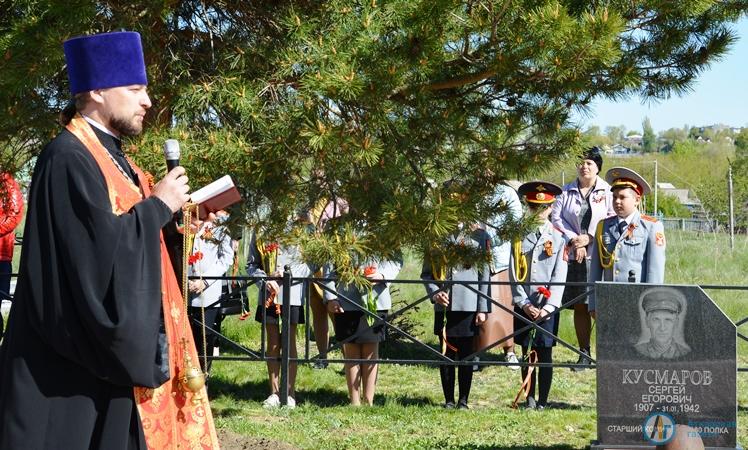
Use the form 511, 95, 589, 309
188, 251, 204, 265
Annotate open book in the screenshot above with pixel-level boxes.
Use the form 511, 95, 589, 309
190, 175, 241, 219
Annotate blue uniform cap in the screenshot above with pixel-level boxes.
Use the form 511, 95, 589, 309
605, 167, 651, 196
63, 31, 148, 95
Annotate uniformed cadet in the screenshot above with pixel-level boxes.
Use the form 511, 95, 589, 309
510, 181, 567, 410
588, 167, 666, 315
422, 225, 490, 410
634, 287, 690, 359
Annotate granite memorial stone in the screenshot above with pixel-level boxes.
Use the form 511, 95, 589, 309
594, 282, 737, 449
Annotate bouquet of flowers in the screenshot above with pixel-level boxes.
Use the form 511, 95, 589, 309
363, 265, 378, 326
258, 240, 280, 314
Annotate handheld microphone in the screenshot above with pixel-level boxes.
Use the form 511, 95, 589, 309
163, 139, 180, 172
163, 139, 183, 223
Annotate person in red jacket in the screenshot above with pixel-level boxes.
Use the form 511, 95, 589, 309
0, 172, 24, 338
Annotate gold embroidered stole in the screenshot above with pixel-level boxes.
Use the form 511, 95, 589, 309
65, 115, 220, 449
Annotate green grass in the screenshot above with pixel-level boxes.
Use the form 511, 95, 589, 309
208, 230, 748, 449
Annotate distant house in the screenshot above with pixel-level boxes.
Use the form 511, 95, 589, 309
610, 143, 634, 155
695, 136, 711, 144
624, 134, 642, 146
657, 182, 701, 214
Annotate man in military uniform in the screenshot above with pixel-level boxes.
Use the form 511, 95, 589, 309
588, 167, 666, 314
634, 287, 690, 359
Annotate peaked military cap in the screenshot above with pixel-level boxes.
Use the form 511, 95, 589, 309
517, 181, 562, 205
640, 287, 685, 314
605, 166, 651, 196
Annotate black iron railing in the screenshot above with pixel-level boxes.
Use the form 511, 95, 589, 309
186, 267, 748, 406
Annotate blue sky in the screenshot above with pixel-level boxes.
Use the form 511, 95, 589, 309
578, 17, 747, 134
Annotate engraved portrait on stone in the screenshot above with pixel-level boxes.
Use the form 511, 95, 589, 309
634, 287, 691, 359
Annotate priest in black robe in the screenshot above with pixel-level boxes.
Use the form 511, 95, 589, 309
0, 31, 217, 449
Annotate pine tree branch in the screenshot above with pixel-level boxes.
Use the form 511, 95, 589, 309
390, 67, 498, 99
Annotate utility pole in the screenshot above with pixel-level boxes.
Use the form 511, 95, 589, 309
653, 160, 658, 217
728, 161, 735, 250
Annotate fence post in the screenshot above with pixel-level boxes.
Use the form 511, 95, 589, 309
279, 265, 292, 406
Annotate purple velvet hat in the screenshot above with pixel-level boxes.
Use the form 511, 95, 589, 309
63, 31, 148, 95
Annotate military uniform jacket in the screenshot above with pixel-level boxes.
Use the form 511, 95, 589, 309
421, 228, 491, 313
634, 339, 689, 360
509, 221, 567, 312
324, 258, 403, 311
588, 211, 666, 310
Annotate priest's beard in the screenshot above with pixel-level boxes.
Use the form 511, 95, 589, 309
110, 114, 143, 136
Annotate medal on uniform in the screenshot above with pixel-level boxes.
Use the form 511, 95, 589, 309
543, 240, 553, 256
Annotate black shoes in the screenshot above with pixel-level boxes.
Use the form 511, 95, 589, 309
571, 348, 592, 372
444, 400, 469, 409
525, 397, 548, 410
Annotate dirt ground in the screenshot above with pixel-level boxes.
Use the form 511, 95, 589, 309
218, 429, 299, 450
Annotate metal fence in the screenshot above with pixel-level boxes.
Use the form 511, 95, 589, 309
661, 217, 719, 233
2, 236, 746, 409
189, 268, 748, 406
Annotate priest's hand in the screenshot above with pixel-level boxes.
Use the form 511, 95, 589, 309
152, 166, 190, 213
474, 312, 487, 325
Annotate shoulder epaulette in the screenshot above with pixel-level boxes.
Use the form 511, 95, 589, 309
641, 215, 658, 223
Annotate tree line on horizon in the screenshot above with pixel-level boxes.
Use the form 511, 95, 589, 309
576, 122, 748, 230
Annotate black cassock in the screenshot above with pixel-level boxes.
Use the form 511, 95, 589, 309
0, 127, 174, 449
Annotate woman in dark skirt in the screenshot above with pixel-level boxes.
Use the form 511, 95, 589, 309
422, 225, 490, 409
247, 229, 311, 409
551, 147, 613, 370
325, 258, 402, 406
510, 181, 567, 410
